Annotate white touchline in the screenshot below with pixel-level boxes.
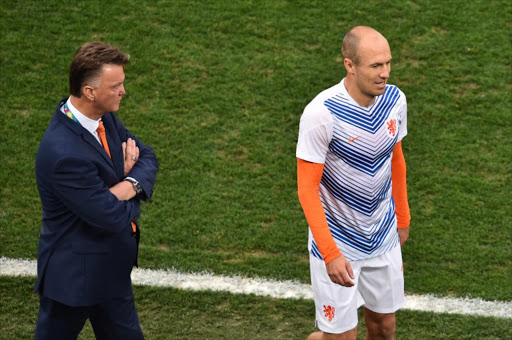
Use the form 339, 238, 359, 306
1, 257, 511, 319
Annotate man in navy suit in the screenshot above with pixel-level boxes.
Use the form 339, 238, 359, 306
34, 41, 158, 340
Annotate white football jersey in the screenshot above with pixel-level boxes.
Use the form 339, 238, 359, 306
297, 78, 407, 261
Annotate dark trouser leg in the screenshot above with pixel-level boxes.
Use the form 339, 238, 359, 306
34, 295, 88, 340
89, 294, 144, 340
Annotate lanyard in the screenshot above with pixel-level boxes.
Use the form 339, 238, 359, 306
63, 103, 81, 125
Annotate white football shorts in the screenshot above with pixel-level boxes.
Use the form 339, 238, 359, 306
310, 244, 405, 334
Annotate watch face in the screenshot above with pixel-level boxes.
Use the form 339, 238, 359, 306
135, 183, 142, 194
127, 179, 141, 194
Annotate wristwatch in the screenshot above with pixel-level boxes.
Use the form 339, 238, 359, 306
125, 177, 143, 195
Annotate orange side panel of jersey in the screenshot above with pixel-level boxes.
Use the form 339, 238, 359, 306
391, 142, 411, 228
297, 158, 341, 264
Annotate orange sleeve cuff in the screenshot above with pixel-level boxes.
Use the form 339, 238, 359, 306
391, 142, 411, 228
297, 158, 341, 263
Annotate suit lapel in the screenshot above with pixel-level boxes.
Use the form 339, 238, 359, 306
55, 109, 115, 170
102, 114, 125, 179
82, 131, 115, 169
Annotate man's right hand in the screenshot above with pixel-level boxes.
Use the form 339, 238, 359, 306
109, 181, 136, 201
326, 254, 355, 287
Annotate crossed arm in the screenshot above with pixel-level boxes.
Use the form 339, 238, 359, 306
109, 138, 140, 201
108, 113, 158, 202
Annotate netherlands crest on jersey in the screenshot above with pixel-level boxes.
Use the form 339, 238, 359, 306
386, 118, 397, 138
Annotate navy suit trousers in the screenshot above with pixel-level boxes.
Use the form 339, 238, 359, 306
34, 294, 144, 340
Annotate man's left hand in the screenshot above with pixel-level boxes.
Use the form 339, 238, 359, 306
398, 227, 409, 247
123, 138, 140, 176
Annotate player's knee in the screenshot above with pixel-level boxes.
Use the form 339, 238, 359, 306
306, 331, 322, 340
380, 321, 396, 338
368, 319, 395, 339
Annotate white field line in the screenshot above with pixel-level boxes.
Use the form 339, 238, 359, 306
1, 257, 511, 319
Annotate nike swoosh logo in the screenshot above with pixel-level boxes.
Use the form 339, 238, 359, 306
348, 136, 361, 142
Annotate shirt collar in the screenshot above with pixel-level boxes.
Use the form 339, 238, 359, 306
340, 78, 358, 106
340, 78, 379, 109
64, 97, 101, 136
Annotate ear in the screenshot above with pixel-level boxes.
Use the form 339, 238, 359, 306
344, 58, 355, 75
82, 85, 95, 101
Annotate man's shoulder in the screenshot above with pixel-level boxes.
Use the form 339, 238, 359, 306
384, 84, 406, 101
38, 106, 84, 157
309, 82, 344, 104
38, 125, 78, 159
304, 82, 343, 116
44, 111, 78, 139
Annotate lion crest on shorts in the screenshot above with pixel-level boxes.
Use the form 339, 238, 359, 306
323, 305, 335, 322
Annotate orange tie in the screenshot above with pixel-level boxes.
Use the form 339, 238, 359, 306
97, 120, 136, 233
96, 121, 111, 158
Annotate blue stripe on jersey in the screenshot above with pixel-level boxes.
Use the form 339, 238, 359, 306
328, 136, 396, 176
317, 202, 396, 256
309, 208, 399, 261
327, 208, 394, 253
310, 241, 323, 260
321, 171, 391, 216
324, 86, 400, 134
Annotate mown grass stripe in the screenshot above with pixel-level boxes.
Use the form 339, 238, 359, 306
2, 257, 510, 319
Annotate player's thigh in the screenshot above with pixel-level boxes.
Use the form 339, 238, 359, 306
358, 245, 404, 313
310, 253, 363, 334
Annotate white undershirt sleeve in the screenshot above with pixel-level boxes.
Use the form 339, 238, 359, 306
296, 104, 333, 164
397, 92, 408, 142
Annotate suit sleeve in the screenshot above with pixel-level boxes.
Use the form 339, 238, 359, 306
110, 114, 159, 201
52, 156, 140, 233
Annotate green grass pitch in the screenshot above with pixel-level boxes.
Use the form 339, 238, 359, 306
1, 0, 511, 338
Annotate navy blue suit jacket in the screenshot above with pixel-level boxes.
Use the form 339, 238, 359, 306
35, 98, 158, 307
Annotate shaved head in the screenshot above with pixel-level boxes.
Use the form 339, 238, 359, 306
341, 26, 392, 107
342, 26, 388, 65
